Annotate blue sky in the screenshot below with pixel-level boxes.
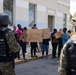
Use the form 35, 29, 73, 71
70, 0, 76, 15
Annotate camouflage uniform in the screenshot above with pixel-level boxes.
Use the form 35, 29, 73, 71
58, 43, 67, 75
0, 29, 20, 75
59, 34, 76, 75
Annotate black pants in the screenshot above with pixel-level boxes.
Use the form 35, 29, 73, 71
17, 50, 20, 59
22, 42, 26, 58
31, 47, 36, 56
30, 42, 37, 57
52, 43, 58, 57
17, 40, 26, 59
58, 44, 62, 58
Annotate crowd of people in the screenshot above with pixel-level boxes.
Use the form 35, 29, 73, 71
13, 22, 76, 75
51, 28, 71, 59
12, 24, 51, 59
0, 13, 76, 75
13, 23, 72, 60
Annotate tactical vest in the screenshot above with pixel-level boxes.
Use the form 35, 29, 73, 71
67, 43, 76, 75
0, 28, 13, 62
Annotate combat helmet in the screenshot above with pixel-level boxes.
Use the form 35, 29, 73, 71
0, 13, 10, 25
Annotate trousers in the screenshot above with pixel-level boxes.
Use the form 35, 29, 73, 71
42, 44, 49, 56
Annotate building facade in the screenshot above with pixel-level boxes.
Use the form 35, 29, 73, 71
0, 0, 70, 31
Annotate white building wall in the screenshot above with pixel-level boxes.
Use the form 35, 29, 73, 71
56, 12, 63, 29
37, 5, 46, 28
25, 0, 57, 29
16, 0, 29, 27
0, 0, 70, 30
56, 0, 70, 30
0, 0, 3, 13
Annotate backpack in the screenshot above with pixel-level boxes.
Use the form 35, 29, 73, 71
66, 42, 76, 75
0, 28, 16, 62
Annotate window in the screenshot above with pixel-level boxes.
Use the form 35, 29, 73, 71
29, 4, 36, 27
3, 0, 13, 26
63, 14, 67, 27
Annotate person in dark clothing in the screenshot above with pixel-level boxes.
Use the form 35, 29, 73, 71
22, 27, 27, 54
51, 29, 58, 59
42, 38, 50, 59
30, 24, 38, 58
30, 42, 37, 58
32, 24, 38, 29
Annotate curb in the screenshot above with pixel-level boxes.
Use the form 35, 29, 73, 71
15, 54, 52, 65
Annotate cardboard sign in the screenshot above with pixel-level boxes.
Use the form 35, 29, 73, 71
42, 28, 50, 39
60, 30, 64, 35
23, 29, 42, 42
55, 32, 62, 39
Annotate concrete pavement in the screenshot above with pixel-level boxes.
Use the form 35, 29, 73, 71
15, 41, 59, 75
15, 56, 59, 75
15, 41, 53, 64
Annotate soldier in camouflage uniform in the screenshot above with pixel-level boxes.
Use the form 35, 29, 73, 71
59, 34, 76, 75
58, 43, 68, 75
0, 13, 20, 75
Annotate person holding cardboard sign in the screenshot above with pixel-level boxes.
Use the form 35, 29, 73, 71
42, 38, 50, 59
30, 24, 38, 58
51, 29, 58, 59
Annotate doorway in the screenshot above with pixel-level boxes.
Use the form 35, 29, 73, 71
48, 15, 55, 32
